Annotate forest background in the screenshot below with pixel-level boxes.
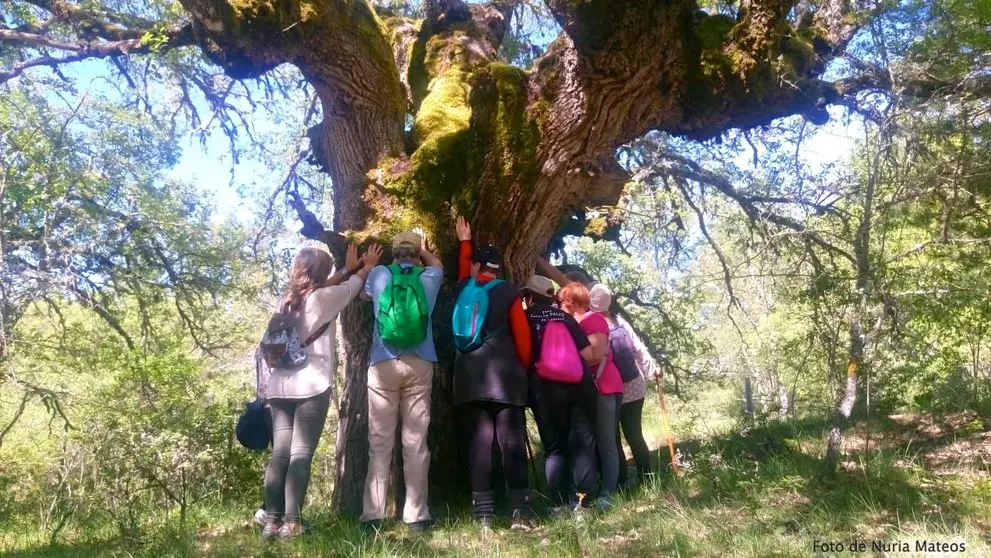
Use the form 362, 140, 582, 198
1, 0, 989, 556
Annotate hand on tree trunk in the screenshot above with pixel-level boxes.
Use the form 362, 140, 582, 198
344, 244, 361, 273
362, 244, 384, 269
456, 216, 472, 242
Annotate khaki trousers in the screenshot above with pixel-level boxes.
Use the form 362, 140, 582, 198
360, 355, 433, 523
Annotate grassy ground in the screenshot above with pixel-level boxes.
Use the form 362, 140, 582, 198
2, 403, 989, 558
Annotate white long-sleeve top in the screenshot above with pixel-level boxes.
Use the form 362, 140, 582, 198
266, 274, 365, 400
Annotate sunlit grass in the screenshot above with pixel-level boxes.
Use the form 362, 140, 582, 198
3, 402, 989, 557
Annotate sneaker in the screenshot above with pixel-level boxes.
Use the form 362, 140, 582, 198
510, 516, 535, 532
261, 520, 283, 541
253, 508, 266, 527
479, 520, 494, 537
408, 520, 431, 534
595, 494, 616, 512
278, 522, 305, 540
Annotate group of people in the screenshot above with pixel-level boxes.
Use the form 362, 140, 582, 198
252, 217, 660, 541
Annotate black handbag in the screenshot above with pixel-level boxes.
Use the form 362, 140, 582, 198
236, 348, 272, 451
236, 398, 270, 450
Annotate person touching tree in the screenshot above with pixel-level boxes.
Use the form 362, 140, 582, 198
451, 216, 535, 531
263, 243, 381, 540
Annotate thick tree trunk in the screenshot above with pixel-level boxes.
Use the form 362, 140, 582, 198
174, 0, 872, 516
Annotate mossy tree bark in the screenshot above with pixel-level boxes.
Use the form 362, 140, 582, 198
175, 0, 870, 514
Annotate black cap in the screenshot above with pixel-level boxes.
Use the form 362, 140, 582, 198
473, 244, 502, 271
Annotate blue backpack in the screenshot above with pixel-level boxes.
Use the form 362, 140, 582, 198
452, 278, 504, 352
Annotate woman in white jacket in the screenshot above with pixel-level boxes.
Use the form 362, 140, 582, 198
262, 243, 382, 540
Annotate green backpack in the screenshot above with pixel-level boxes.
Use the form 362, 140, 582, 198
376, 264, 429, 348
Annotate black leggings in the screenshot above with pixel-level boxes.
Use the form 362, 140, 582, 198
616, 398, 652, 485
462, 402, 530, 494
531, 373, 599, 505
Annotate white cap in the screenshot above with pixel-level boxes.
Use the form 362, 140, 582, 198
589, 282, 612, 313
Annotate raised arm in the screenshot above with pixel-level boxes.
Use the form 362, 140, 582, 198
322, 244, 362, 288
508, 297, 533, 368
359, 245, 385, 301
535, 256, 572, 289
311, 245, 381, 322
456, 216, 473, 282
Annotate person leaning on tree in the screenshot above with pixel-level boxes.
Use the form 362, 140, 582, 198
452, 216, 536, 532
521, 274, 601, 513
262, 243, 381, 541
536, 258, 660, 490
359, 231, 444, 534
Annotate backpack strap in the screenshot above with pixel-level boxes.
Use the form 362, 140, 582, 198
594, 352, 609, 382
480, 279, 507, 338
387, 263, 425, 279
303, 321, 331, 347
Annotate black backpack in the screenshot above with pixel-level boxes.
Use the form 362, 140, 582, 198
608, 325, 641, 383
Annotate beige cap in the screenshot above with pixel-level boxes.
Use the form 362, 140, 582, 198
523, 275, 556, 298
589, 282, 612, 313
392, 231, 421, 250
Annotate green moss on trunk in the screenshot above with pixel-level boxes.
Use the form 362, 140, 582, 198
355, 62, 543, 251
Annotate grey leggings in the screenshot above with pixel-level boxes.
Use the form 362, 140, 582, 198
596, 393, 623, 495
264, 391, 330, 523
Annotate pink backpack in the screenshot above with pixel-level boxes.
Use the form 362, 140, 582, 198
535, 320, 584, 384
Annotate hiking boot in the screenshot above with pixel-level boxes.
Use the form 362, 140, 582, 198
508, 489, 534, 521
408, 520, 431, 534
261, 519, 283, 541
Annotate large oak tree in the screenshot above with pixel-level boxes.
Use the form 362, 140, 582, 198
2, 0, 889, 514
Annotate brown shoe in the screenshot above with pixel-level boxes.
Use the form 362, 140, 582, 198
510, 510, 535, 532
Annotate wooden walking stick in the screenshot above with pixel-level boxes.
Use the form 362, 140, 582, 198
655, 376, 679, 476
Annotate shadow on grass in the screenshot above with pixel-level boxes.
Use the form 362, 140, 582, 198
3, 412, 984, 557
635, 411, 984, 542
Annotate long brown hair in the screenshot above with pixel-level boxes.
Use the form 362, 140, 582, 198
284, 247, 333, 311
